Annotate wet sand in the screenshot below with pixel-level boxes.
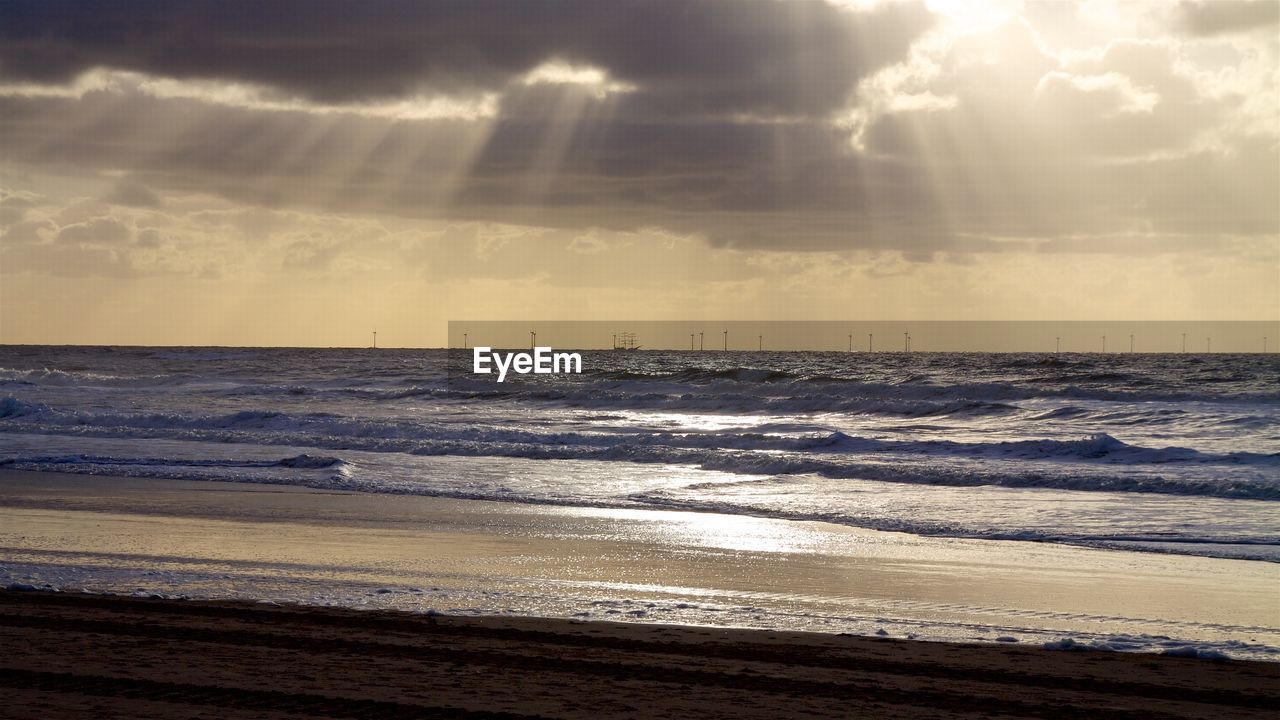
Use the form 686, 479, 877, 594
1, 469, 1277, 652
1, 588, 1278, 719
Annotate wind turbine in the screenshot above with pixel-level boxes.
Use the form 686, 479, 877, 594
530, 330, 536, 349
699, 332, 704, 351
722, 329, 728, 351
868, 333, 873, 352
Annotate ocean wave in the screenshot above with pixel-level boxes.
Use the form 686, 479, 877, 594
0, 452, 347, 471
0, 367, 192, 388
675, 450, 1280, 499
7, 398, 1274, 465
5, 397, 1274, 471
625, 493, 1280, 561
3, 348, 1278, 514
592, 366, 803, 383
0, 396, 48, 418
462, 377, 1280, 410
6, 448, 1274, 560
1000, 356, 1081, 369
6, 413, 1276, 499
458, 385, 1026, 417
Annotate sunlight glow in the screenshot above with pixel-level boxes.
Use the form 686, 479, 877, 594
565, 506, 825, 554
925, 0, 1022, 34
1035, 71, 1160, 115
0, 70, 501, 121
0, 68, 124, 98
522, 60, 637, 99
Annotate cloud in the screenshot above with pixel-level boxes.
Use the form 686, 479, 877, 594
282, 237, 343, 270
0, 0, 931, 120
0, 1, 1274, 261
0, 188, 42, 224
1035, 71, 1160, 116
850, 21, 1277, 243
105, 180, 164, 208
567, 230, 610, 255
1, 201, 246, 278
3, 214, 140, 277
1175, 1, 1280, 37
56, 216, 133, 245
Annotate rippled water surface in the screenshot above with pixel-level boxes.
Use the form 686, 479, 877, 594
2, 346, 1278, 559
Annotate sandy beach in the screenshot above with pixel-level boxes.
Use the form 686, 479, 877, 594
2, 469, 1278, 648
2, 450, 1280, 719
2, 588, 1278, 719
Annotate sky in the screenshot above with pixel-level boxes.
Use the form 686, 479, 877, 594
0, 0, 1277, 347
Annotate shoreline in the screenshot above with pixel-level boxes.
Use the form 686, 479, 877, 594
2, 459, 1276, 563
2, 588, 1278, 719
2, 468, 1278, 662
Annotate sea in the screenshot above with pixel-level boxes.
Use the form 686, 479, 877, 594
2, 345, 1278, 561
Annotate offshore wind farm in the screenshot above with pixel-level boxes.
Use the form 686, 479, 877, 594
444, 321, 1278, 353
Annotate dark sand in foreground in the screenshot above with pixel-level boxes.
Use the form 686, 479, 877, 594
1, 589, 1278, 719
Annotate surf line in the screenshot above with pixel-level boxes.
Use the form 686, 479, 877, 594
472, 347, 583, 382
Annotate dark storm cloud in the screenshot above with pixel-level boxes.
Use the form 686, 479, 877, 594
0, 89, 954, 249
0, 0, 932, 119
1175, 1, 1280, 36
1, 1, 1274, 256
2, 81, 1275, 253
